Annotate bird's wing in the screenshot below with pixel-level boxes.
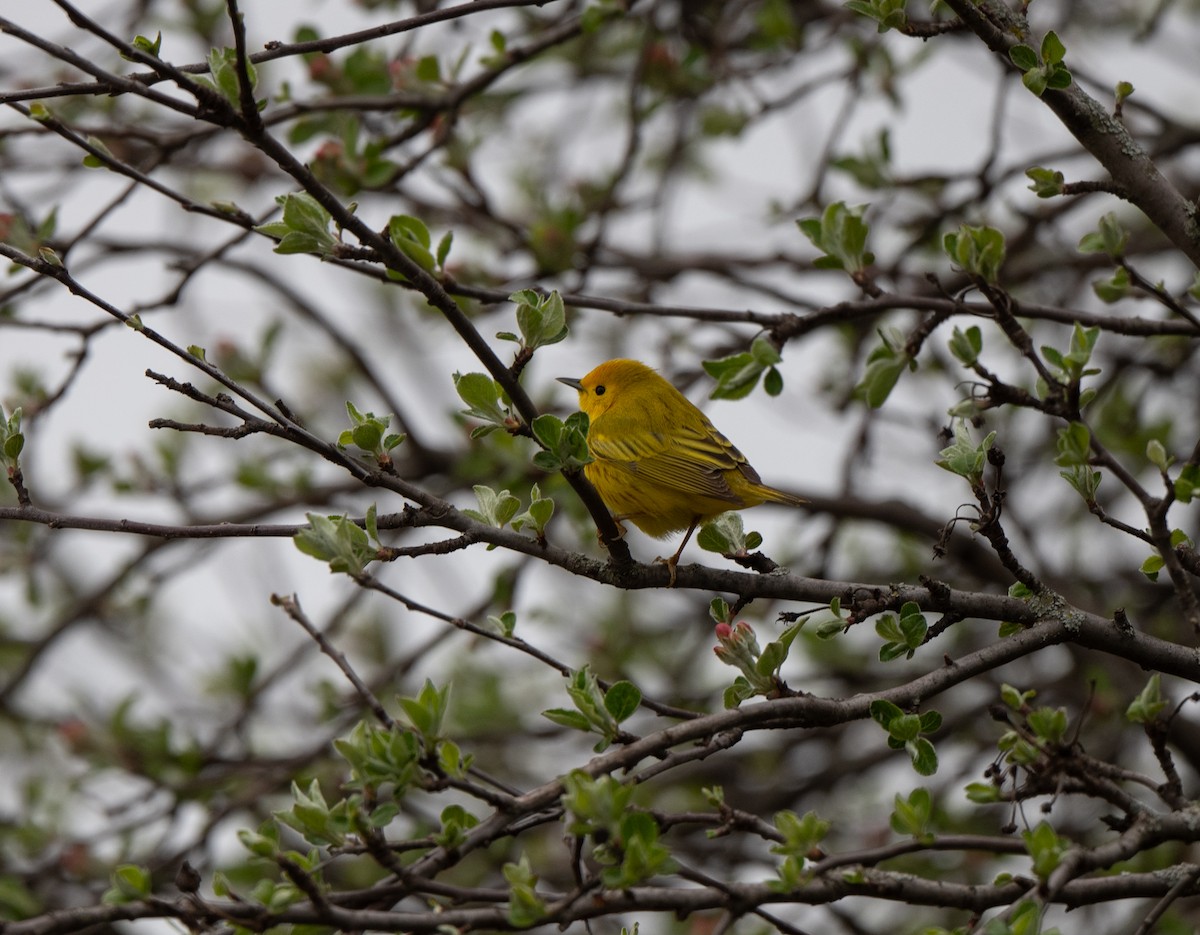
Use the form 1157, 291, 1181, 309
588, 420, 750, 503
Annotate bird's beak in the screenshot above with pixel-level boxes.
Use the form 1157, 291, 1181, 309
556, 376, 584, 391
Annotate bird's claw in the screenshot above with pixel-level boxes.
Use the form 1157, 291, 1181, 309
653, 554, 680, 587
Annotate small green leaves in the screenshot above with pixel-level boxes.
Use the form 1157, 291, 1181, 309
768, 810, 830, 891
1025, 166, 1064, 199
697, 511, 763, 555
531, 411, 591, 472
856, 326, 914, 408
198, 47, 259, 108
0, 406, 24, 468
1023, 821, 1068, 879
500, 289, 568, 351
1000, 683, 1037, 711
869, 700, 941, 775
82, 136, 115, 169
943, 223, 1006, 283
1126, 674, 1168, 724
1146, 439, 1170, 471
964, 781, 1003, 805
1114, 80, 1134, 112
561, 771, 673, 888
398, 679, 450, 744
890, 788, 934, 841
503, 855, 546, 927
1027, 705, 1068, 745
812, 596, 850, 641
465, 483, 553, 543
948, 325, 983, 366
1055, 421, 1100, 501
386, 215, 452, 276
1041, 322, 1100, 384
121, 31, 162, 61
293, 508, 380, 575
989, 899, 1063, 935
334, 720, 421, 792
462, 485, 521, 541
831, 128, 892, 189
936, 422, 996, 486
703, 334, 784, 400
1080, 215, 1132, 302
454, 371, 511, 437
338, 402, 405, 464
255, 192, 339, 256
434, 803, 480, 849
511, 482, 555, 539
275, 779, 352, 847
542, 666, 641, 751
101, 864, 152, 905
713, 619, 804, 708
386, 214, 436, 276
1078, 212, 1129, 258
797, 201, 874, 274
1175, 463, 1200, 502
1140, 528, 1191, 581
1092, 266, 1131, 303
1009, 31, 1072, 97
875, 601, 927, 661
843, 0, 906, 32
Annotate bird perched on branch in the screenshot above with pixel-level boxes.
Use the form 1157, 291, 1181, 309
558, 358, 806, 582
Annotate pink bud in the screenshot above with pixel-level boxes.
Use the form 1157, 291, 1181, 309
714, 622, 733, 641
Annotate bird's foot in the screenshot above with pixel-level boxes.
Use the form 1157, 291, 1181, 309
652, 554, 680, 587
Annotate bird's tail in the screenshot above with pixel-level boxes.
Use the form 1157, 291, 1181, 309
760, 485, 807, 508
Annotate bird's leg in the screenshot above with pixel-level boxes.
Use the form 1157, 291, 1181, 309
656, 517, 699, 587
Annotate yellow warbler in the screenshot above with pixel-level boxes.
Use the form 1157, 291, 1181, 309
557, 359, 806, 576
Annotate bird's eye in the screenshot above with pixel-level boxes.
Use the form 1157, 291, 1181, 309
594, 385, 606, 396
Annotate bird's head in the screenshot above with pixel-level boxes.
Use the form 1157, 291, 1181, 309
557, 358, 658, 420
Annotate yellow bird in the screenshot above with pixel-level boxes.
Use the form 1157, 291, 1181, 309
558, 359, 806, 579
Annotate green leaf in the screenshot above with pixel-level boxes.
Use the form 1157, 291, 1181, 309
1023, 821, 1067, 879
398, 679, 450, 742
603, 681, 641, 723
293, 512, 375, 575
936, 422, 996, 484
503, 855, 545, 927
512, 289, 568, 350
542, 708, 593, 731
1001, 684, 1035, 711
704, 335, 782, 400
855, 327, 912, 408
1092, 266, 1130, 303
415, 55, 441, 82
948, 325, 983, 365
1008, 44, 1038, 71
436, 231, 454, 269
907, 737, 938, 775
463, 485, 521, 532
797, 201, 873, 274
102, 864, 152, 904
1028, 706, 1068, 744
890, 787, 933, 839
1126, 674, 1168, 723
943, 223, 1006, 282
698, 511, 758, 554
1078, 212, 1129, 257
1041, 30, 1066, 66
1025, 166, 1064, 198
256, 192, 338, 256
454, 371, 509, 428
965, 781, 1002, 804
388, 214, 435, 272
